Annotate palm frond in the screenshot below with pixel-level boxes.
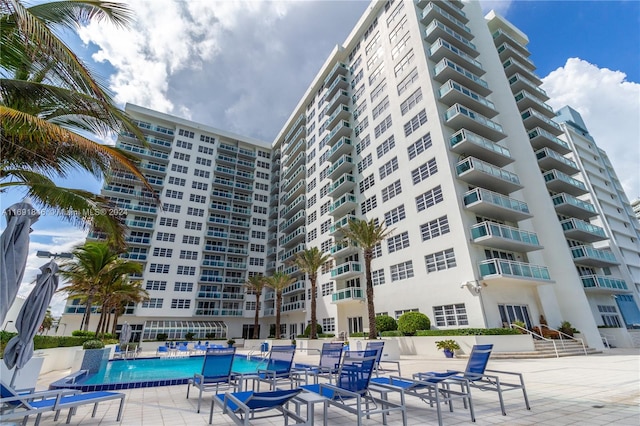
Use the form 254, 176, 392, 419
27, 1, 134, 29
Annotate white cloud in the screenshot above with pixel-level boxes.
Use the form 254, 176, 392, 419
479, 0, 513, 15
542, 58, 640, 199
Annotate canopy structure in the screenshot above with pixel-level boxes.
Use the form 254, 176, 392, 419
141, 320, 227, 340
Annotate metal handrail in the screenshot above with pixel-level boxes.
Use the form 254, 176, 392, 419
540, 324, 587, 355
510, 323, 558, 358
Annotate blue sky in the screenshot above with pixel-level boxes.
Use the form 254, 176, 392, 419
2, 0, 639, 317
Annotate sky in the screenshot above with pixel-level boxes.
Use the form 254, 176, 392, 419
2, 0, 639, 318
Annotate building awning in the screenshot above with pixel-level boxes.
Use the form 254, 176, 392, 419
141, 320, 227, 340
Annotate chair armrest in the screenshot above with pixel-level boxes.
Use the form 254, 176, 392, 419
484, 369, 524, 378
223, 392, 249, 413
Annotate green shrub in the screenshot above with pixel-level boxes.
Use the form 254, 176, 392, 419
318, 333, 335, 338
415, 328, 519, 336
185, 332, 195, 341
303, 324, 323, 337
380, 330, 403, 337
72, 330, 96, 337
349, 332, 365, 337
156, 333, 168, 341
375, 315, 398, 332
82, 339, 105, 349
397, 312, 431, 336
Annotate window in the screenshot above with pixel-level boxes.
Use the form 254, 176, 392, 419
384, 204, 405, 226
307, 194, 317, 208
195, 157, 212, 166
185, 220, 202, 230
400, 88, 422, 115
159, 217, 178, 227
372, 269, 385, 286
171, 299, 191, 309
174, 282, 193, 292
359, 174, 376, 193
369, 63, 385, 86
307, 178, 317, 192
403, 109, 427, 137
253, 206, 267, 214
320, 201, 331, 215
374, 115, 392, 138
192, 181, 208, 190
178, 129, 194, 138
397, 68, 418, 96
434, 304, 469, 327
416, 185, 443, 212
182, 235, 200, 245
372, 96, 390, 120
170, 164, 188, 174
173, 152, 190, 161
187, 207, 204, 217
149, 263, 170, 273
168, 176, 185, 186
420, 216, 450, 241
394, 50, 414, 77
308, 228, 317, 241
387, 231, 410, 253
249, 257, 265, 266
370, 80, 387, 102
245, 301, 257, 311
257, 160, 269, 169
163, 203, 181, 213
142, 298, 163, 309
390, 261, 414, 281
361, 195, 377, 214
412, 158, 438, 184
156, 232, 175, 242
354, 117, 369, 137
356, 134, 371, 155
176, 140, 192, 149
425, 248, 457, 272
381, 179, 402, 202
321, 219, 332, 234
598, 305, 622, 327
165, 189, 183, 199
358, 153, 373, 174
145, 280, 166, 291
391, 31, 410, 60
394, 309, 418, 320
189, 194, 207, 203
179, 250, 198, 260
254, 194, 268, 203
372, 242, 382, 259
376, 135, 395, 158
200, 135, 215, 144
320, 183, 330, 198
152, 247, 173, 257
379, 157, 398, 180
322, 318, 336, 332
250, 244, 265, 253
407, 133, 432, 160
251, 230, 266, 239
321, 282, 334, 296
177, 266, 196, 275
308, 211, 317, 224
321, 240, 332, 253
252, 218, 267, 227
386, 1, 405, 27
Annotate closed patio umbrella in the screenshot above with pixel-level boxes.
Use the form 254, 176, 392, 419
3, 260, 59, 386
0, 200, 40, 325
119, 322, 132, 349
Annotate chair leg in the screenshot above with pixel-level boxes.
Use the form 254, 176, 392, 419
495, 378, 506, 416
520, 377, 531, 410
208, 398, 215, 424
197, 386, 203, 413
92, 401, 99, 417
117, 396, 125, 421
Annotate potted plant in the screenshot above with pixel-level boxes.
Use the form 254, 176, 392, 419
435, 339, 460, 358
226, 338, 236, 348
558, 321, 575, 337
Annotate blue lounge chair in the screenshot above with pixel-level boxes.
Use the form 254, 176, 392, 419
186, 347, 238, 413
414, 344, 530, 415
301, 350, 406, 426
256, 345, 303, 390
295, 342, 344, 384
366, 341, 401, 376
209, 388, 305, 425
0, 381, 125, 426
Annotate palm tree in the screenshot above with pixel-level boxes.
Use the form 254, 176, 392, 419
109, 279, 148, 335
95, 271, 147, 337
1, 0, 156, 247
293, 247, 330, 339
266, 272, 296, 339
244, 275, 268, 339
59, 241, 142, 331
339, 219, 394, 340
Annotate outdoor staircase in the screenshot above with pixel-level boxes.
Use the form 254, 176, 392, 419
481, 339, 601, 359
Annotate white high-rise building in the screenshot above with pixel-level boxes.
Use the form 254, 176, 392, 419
61, 1, 640, 348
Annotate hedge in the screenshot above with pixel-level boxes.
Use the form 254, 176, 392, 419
1, 331, 116, 357
415, 328, 519, 336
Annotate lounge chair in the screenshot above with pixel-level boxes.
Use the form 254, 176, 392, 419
256, 345, 303, 390
209, 388, 305, 425
414, 344, 530, 415
366, 341, 401, 376
295, 342, 344, 384
186, 347, 238, 413
0, 381, 125, 426
301, 350, 406, 426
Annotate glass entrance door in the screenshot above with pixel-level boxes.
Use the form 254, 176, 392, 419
498, 304, 532, 329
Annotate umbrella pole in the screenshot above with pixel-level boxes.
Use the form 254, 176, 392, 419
10, 367, 20, 388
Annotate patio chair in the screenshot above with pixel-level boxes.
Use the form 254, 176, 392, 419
301, 350, 406, 426
186, 347, 239, 413
256, 345, 303, 390
0, 381, 125, 426
209, 388, 305, 425
295, 342, 344, 384
156, 345, 169, 356
366, 341, 401, 376
414, 344, 530, 415
369, 373, 475, 426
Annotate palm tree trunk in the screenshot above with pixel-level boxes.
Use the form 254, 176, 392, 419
275, 293, 282, 339
365, 252, 377, 340
82, 295, 94, 331
310, 276, 318, 339
253, 290, 261, 339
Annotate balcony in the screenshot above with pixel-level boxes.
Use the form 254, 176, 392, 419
581, 275, 628, 293
327, 155, 354, 179
238, 147, 256, 159
470, 222, 542, 252
433, 58, 490, 95
328, 173, 356, 198
280, 210, 305, 233
283, 280, 306, 296
196, 292, 244, 301
438, 80, 497, 117
326, 90, 350, 116
282, 300, 306, 312
463, 188, 532, 222
492, 28, 530, 57
497, 43, 534, 67
503, 58, 541, 85
514, 90, 555, 117
195, 309, 243, 317
284, 138, 306, 160
280, 243, 306, 263
329, 194, 357, 217
543, 170, 588, 196
430, 39, 483, 76
283, 151, 305, 173
449, 129, 512, 167
479, 259, 552, 285
424, 20, 477, 57
571, 246, 618, 267
327, 137, 353, 162
325, 75, 349, 99
456, 157, 522, 194
508, 74, 549, 101
528, 127, 571, 154
560, 218, 607, 243
330, 262, 362, 280
326, 105, 351, 131
281, 166, 306, 192
331, 241, 358, 257
444, 104, 506, 142
331, 287, 365, 304
552, 193, 597, 220
535, 148, 580, 175
281, 179, 306, 204
124, 219, 153, 229
324, 61, 349, 86
330, 214, 356, 236
326, 121, 351, 146
521, 108, 563, 135
280, 195, 305, 219
262, 308, 275, 317
420, 2, 470, 35
285, 113, 306, 143
279, 226, 305, 247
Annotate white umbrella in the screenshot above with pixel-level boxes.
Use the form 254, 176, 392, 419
119, 322, 132, 348
3, 260, 59, 386
0, 200, 40, 325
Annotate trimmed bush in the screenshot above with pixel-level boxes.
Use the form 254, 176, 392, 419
415, 328, 520, 336
380, 330, 403, 337
303, 324, 323, 337
397, 312, 431, 336
185, 332, 195, 341
349, 332, 365, 337
82, 339, 105, 349
156, 333, 168, 341
72, 330, 96, 337
375, 315, 398, 332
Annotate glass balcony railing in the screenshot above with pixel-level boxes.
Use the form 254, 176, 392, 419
463, 187, 530, 215
479, 259, 551, 281
560, 218, 606, 239
331, 287, 365, 303
456, 157, 520, 186
571, 246, 617, 264
330, 261, 362, 278
581, 275, 628, 291
471, 222, 540, 246
551, 193, 597, 215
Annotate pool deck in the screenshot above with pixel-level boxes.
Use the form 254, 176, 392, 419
29, 348, 639, 425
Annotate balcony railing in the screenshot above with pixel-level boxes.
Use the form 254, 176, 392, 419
479, 259, 551, 282
331, 287, 365, 303
581, 275, 628, 292
330, 261, 362, 278
471, 222, 540, 247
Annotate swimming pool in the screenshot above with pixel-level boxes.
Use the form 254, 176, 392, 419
51, 355, 267, 392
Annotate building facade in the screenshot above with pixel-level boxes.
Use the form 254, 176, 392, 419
61, 0, 640, 348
